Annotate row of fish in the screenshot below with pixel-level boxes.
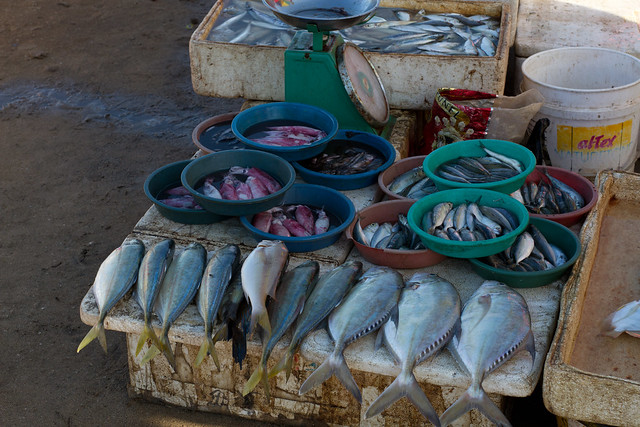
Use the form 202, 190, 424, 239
421, 201, 519, 241
247, 125, 327, 147
512, 171, 585, 214
387, 166, 438, 199
435, 147, 524, 184
199, 165, 282, 200
211, 0, 501, 57
299, 144, 384, 175
481, 224, 567, 272
251, 204, 330, 237
352, 214, 426, 250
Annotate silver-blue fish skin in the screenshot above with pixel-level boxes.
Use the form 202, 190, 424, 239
135, 239, 175, 324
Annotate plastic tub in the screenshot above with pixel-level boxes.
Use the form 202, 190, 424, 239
239, 184, 355, 253
407, 188, 529, 259
423, 139, 536, 194
345, 199, 447, 269
292, 130, 396, 191
468, 217, 581, 288
378, 155, 432, 201
192, 112, 243, 154
521, 47, 640, 177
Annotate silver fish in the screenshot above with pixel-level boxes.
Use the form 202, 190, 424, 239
298, 267, 403, 403
480, 144, 523, 172
242, 260, 319, 399
141, 242, 207, 369
388, 167, 427, 195
241, 240, 288, 338
133, 239, 175, 356
513, 232, 534, 264
441, 281, 535, 427
366, 273, 461, 424
194, 244, 241, 368
601, 299, 640, 338
77, 239, 145, 353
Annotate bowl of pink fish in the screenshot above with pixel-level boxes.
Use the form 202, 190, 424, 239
181, 149, 296, 217
144, 159, 230, 224
231, 102, 339, 161
239, 184, 356, 252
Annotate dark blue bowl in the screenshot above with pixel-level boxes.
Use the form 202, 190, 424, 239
181, 150, 296, 217
144, 160, 229, 224
239, 184, 356, 253
231, 102, 339, 162
291, 130, 396, 191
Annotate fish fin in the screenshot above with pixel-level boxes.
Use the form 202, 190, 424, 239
268, 347, 294, 381
212, 323, 228, 343
194, 334, 220, 370
135, 324, 159, 357
299, 351, 361, 403
440, 384, 511, 427
524, 330, 536, 373
374, 327, 385, 352
151, 333, 176, 371
77, 322, 107, 354
250, 307, 271, 339
242, 360, 269, 399
140, 345, 161, 365
231, 323, 247, 370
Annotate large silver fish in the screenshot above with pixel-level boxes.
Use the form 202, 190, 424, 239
269, 260, 363, 381
133, 239, 175, 356
601, 299, 640, 338
298, 266, 403, 403
440, 281, 535, 427
241, 240, 289, 337
140, 242, 206, 369
366, 272, 461, 425
242, 260, 319, 399
194, 244, 241, 368
77, 238, 145, 353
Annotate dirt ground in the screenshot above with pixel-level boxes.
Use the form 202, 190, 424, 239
0, 1, 553, 426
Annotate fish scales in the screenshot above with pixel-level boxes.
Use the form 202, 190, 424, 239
298, 267, 403, 403
366, 273, 461, 424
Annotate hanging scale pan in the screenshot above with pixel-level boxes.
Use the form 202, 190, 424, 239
337, 42, 390, 128
262, 0, 379, 32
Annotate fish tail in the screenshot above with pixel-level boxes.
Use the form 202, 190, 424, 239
268, 347, 294, 381
135, 323, 159, 357
366, 371, 439, 426
77, 322, 107, 354
440, 384, 511, 427
141, 332, 176, 370
194, 334, 220, 370
242, 359, 270, 399
299, 350, 361, 403
250, 306, 271, 338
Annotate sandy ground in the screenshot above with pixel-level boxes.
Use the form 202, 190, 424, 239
0, 1, 554, 425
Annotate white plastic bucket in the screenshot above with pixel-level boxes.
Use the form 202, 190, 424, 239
521, 47, 640, 177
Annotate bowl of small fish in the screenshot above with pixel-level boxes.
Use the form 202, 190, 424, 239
231, 102, 339, 162
345, 199, 447, 269
513, 165, 598, 227
292, 130, 396, 191
468, 217, 581, 288
192, 112, 244, 154
378, 155, 438, 201
181, 149, 296, 217
144, 159, 230, 224
239, 183, 356, 253
423, 139, 536, 194
407, 188, 530, 259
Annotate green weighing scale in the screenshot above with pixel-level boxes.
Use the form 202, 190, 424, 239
262, 0, 394, 137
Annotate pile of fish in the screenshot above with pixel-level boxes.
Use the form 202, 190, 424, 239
198, 166, 281, 200
512, 171, 585, 214
157, 185, 203, 210
251, 204, 330, 237
300, 144, 384, 175
435, 147, 524, 184
601, 299, 640, 338
210, 0, 501, 57
79, 238, 535, 426
352, 214, 426, 250
387, 166, 438, 199
247, 125, 327, 147
480, 224, 567, 272
421, 201, 518, 241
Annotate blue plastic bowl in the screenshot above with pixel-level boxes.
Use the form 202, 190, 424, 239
239, 184, 356, 253
292, 130, 396, 191
423, 139, 536, 194
231, 102, 339, 161
144, 160, 229, 224
181, 150, 296, 217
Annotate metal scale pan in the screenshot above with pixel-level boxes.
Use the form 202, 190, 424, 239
262, 0, 379, 32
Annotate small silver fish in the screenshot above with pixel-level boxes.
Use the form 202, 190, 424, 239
601, 299, 640, 338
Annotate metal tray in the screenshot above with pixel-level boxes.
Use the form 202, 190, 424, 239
262, 0, 379, 31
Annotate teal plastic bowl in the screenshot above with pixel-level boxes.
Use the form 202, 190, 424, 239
468, 217, 581, 288
231, 102, 339, 161
292, 130, 396, 191
407, 189, 530, 258
423, 139, 536, 193
239, 184, 356, 253
181, 150, 296, 217
144, 160, 229, 224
